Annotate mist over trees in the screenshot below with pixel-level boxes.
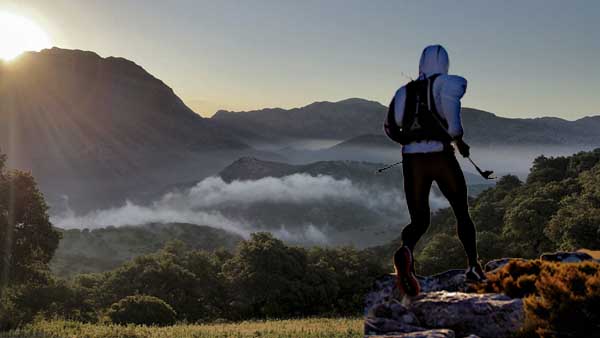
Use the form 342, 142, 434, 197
0, 150, 387, 328
2, 149, 600, 330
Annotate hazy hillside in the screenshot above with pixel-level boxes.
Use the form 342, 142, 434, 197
212, 98, 384, 141
212, 99, 600, 147
50, 157, 444, 249
51, 222, 243, 277
0, 48, 267, 212
219, 156, 490, 187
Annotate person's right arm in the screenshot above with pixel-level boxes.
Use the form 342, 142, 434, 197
393, 86, 407, 127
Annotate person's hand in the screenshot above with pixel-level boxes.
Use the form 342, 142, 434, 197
455, 138, 470, 158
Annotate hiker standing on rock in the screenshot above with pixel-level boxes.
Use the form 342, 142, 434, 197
383, 45, 487, 297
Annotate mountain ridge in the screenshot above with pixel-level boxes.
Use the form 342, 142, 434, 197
0, 47, 260, 212
212, 99, 600, 146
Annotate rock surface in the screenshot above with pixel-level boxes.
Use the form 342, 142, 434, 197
365, 252, 599, 338
364, 290, 522, 338
368, 328, 457, 337
540, 251, 595, 263
410, 292, 523, 338
364, 270, 471, 315
366, 252, 599, 338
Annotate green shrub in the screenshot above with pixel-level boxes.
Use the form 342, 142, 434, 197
416, 233, 466, 275
477, 259, 600, 337
0, 273, 78, 331
477, 259, 548, 298
107, 295, 176, 326
0, 290, 20, 331
523, 262, 600, 338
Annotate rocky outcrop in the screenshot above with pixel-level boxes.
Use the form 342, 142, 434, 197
410, 292, 523, 338
365, 291, 522, 338
364, 271, 471, 313
365, 251, 599, 338
368, 329, 457, 337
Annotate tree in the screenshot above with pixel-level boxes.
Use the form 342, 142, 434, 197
526, 155, 570, 185
503, 195, 558, 258
546, 164, 600, 250
100, 248, 204, 321
0, 151, 60, 292
222, 232, 310, 318
469, 175, 522, 233
306, 246, 387, 314
107, 295, 176, 326
416, 233, 466, 275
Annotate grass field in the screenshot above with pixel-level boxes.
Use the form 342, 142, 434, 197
1, 318, 363, 338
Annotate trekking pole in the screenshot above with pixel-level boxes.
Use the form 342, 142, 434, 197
467, 157, 496, 180
376, 161, 402, 173
425, 95, 498, 180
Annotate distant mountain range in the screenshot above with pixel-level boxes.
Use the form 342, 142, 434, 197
2, 47, 597, 216
212, 100, 600, 147
212, 98, 384, 141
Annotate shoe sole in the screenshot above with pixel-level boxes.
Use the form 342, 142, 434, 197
393, 248, 420, 297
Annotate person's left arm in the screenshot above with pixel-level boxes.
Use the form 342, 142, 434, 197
438, 75, 467, 139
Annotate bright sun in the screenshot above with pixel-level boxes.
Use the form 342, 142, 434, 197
0, 11, 51, 61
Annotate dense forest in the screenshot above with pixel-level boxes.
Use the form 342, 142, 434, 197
373, 148, 600, 275
1, 148, 600, 329
51, 223, 243, 277
0, 149, 386, 328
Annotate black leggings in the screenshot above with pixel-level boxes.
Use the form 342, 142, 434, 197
401, 150, 479, 266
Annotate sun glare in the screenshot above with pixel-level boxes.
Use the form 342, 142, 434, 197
0, 11, 51, 61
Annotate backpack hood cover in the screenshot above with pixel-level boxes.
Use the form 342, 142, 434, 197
419, 45, 449, 78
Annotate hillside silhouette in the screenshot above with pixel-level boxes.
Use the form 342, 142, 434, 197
0, 48, 268, 212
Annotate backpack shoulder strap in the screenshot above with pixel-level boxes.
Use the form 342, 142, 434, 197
427, 73, 442, 113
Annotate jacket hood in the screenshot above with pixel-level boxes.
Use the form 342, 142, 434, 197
419, 45, 449, 78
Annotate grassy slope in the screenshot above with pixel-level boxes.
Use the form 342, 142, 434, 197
1, 318, 362, 338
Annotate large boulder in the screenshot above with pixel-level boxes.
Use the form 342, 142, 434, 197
368, 329, 457, 337
365, 267, 523, 337
365, 301, 425, 335
365, 270, 471, 314
418, 270, 469, 292
410, 292, 523, 338
364, 289, 522, 338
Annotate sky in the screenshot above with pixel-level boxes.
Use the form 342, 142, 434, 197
1, 0, 599, 119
